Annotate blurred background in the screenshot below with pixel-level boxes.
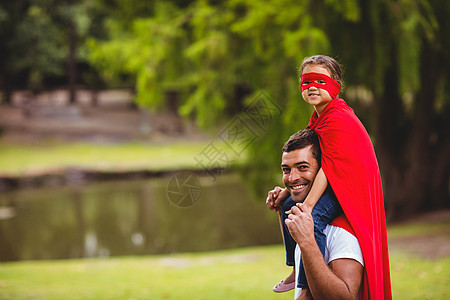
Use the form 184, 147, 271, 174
0, 0, 448, 290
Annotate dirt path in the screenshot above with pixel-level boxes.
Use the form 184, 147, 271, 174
0, 89, 208, 144
388, 210, 450, 259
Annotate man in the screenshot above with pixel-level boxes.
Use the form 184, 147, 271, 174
266, 130, 364, 300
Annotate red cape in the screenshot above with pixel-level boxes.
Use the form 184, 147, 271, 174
306, 99, 392, 300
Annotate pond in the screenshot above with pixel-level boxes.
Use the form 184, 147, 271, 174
0, 173, 282, 261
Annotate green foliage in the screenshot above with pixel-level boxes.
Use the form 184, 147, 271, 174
325, 0, 360, 22
7, 3, 67, 91
87, 0, 341, 125
88, 2, 189, 107
85, 0, 449, 210
85, 0, 369, 192
395, 0, 439, 96
180, 1, 234, 127
0, 0, 104, 95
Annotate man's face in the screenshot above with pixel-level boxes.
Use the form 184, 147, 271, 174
281, 146, 320, 203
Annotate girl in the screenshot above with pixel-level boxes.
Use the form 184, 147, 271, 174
271, 55, 392, 300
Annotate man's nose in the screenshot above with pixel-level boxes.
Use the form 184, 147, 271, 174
289, 168, 301, 182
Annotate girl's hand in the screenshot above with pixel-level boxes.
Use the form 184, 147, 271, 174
297, 202, 313, 214
266, 186, 286, 212
285, 203, 313, 215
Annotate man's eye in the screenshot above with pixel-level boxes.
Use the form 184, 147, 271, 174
317, 80, 326, 84
282, 168, 290, 174
302, 81, 310, 85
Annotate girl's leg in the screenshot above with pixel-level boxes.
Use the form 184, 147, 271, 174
281, 196, 297, 267
272, 197, 297, 292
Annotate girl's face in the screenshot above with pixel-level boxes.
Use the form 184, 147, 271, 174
301, 64, 333, 115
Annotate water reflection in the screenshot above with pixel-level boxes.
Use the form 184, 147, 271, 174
0, 174, 281, 261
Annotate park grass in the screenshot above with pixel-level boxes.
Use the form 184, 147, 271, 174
0, 229, 449, 299
0, 140, 240, 176
390, 253, 450, 299
0, 246, 293, 300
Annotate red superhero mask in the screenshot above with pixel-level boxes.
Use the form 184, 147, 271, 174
300, 72, 341, 99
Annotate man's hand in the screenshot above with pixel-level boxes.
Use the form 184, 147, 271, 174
265, 186, 285, 212
297, 288, 313, 300
286, 204, 364, 300
285, 203, 315, 248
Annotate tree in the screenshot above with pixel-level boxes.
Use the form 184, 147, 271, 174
0, 1, 67, 102
87, 0, 449, 218
0, 0, 106, 105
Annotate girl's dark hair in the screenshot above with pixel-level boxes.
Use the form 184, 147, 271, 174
299, 55, 343, 87
282, 130, 321, 165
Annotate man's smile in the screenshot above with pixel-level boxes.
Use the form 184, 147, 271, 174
291, 184, 306, 190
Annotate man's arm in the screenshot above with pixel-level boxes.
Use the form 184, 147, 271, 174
286, 205, 363, 300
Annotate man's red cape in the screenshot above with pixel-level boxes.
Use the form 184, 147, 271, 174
306, 98, 392, 300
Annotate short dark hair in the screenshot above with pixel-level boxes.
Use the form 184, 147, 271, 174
282, 130, 321, 165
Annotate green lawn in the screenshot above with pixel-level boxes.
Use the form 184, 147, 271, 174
0, 244, 449, 300
0, 246, 292, 300
0, 140, 240, 176
390, 253, 449, 300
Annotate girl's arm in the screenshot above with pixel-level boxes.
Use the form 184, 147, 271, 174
301, 167, 328, 213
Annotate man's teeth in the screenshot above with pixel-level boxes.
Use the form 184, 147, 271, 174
291, 185, 305, 190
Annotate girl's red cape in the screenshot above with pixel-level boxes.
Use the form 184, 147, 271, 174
306, 98, 392, 300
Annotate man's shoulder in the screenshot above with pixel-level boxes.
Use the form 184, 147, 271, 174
324, 225, 364, 266
324, 224, 354, 240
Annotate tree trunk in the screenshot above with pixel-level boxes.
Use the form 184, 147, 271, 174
68, 17, 77, 104
2, 84, 12, 105
378, 38, 449, 219
374, 43, 404, 219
